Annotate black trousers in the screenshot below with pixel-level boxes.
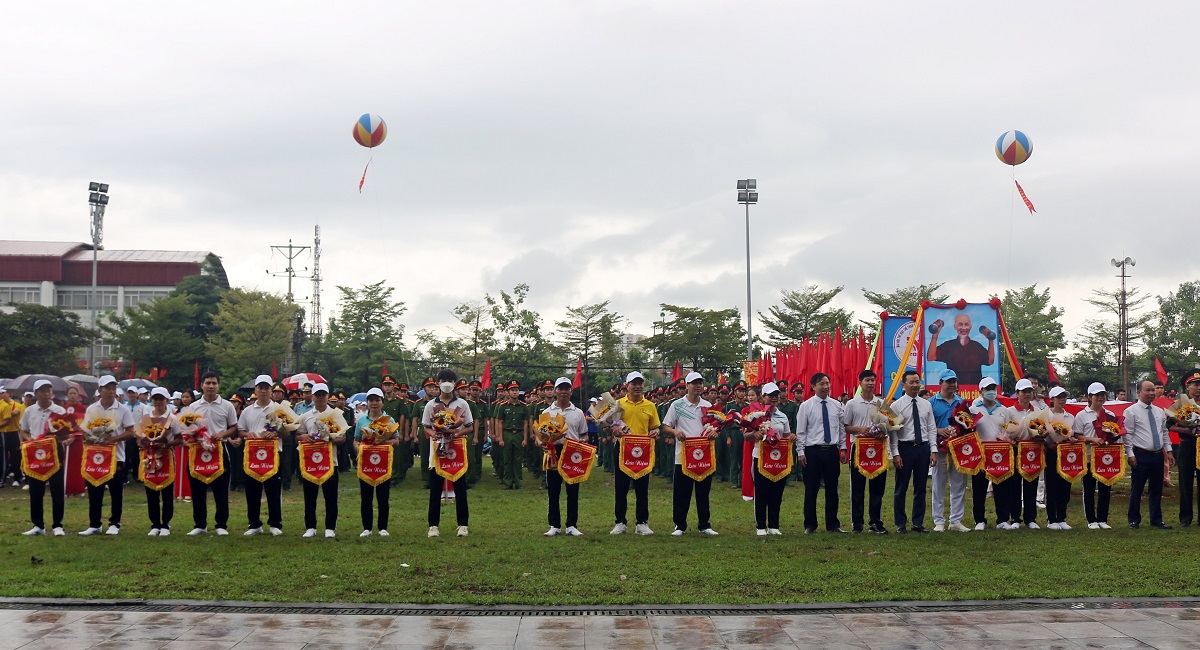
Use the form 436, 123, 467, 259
971, 472, 997, 525
1044, 467, 1071, 524
302, 471, 339, 530
1011, 475, 1039, 524
803, 445, 841, 531
892, 443, 929, 528
547, 466, 580, 529
850, 456, 886, 529
993, 475, 1021, 523
28, 468, 64, 529
753, 467, 785, 529
280, 435, 298, 490
1178, 437, 1198, 525
1129, 447, 1165, 526
671, 465, 711, 531
428, 476, 468, 527
245, 474, 283, 530
87, 461, 125, 529
1082, 473, 1112, 523
614, 470, 650, 525
360, 479, 390, 530
189, 469, 230, 530
146, 485, 174, 529
2, 431, 23, 482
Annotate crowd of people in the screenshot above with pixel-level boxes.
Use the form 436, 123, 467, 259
4, 365, 1197, 539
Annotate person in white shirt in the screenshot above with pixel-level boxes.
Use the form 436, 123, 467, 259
843, 370, 889, 534
890, 370, 936, 533
1042, 386, 1075, 529
237, 375, 294, 537
182, 371, 239, 536
123, 387, 145, 482
139, 387, 183, 536
542, 377, 590, 537
797, 373, 848, 534
354, 387, 396, 537
422, 369, 474, 537
929, 371, 970, 533
1072, 382, 1117, 529
661, 372, 718, 537
80, 375, 136, 536
750, 382, 795, 535
1124, 379, 1172, 529
18, 380, 67, 536
297, 383, 348, 538
1009, 378, 1043, 529
969, 377, 1015, 529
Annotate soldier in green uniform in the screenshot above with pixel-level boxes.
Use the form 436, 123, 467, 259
493, 381, 528, 489
525, 381, 549, 485
272, 384, 297, 491
381, 376, 408, 483
712, 385, 731, 482
413, 378, 437, 489
461, 380, 484, 487
775, 379, 801, 487
487, 382, 504, 481
726, 381, 749, 488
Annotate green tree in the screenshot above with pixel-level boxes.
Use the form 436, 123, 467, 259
640, 304, 745, 380
999, 284, 1066, 386
1138, 281, 1200, 382
447, 300, 497, 380
324, 282, 407, 392
1062, 286, 1153, 396
0, 304, 93, 377
171, 254, 229, 340
205, 290, 300, 389
555, 301, 625, 399
862, 283, 950, 316
759, 285, 855, 345
100, 294, 205, 381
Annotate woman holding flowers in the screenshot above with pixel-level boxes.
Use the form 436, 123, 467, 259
139, 387, 182, 536
296, 383, 348, 538
1042, 386, 1075, 529
421, 369, 474, 537
354, 387, 399, 537
747, 383, 795, 535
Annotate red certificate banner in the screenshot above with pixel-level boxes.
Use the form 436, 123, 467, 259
681, 437, 716, 481
853, 437, 887, 479
948, 434, 983, 475
21, 438, 60, 482
188, 443, 226, 484
1017, 440, 1045, 481
982, 441, 1014, 484
558, 439, 597, 485
139, 448, 175, 491
618, 435, 655, 479
82, 443, 118, 487
243, 439, 280, 482
1091, 444, 1127, 486
357, 444, 393, 487
434, 437, 469, 482
756, 439, 793, 482
299, 441, 335, 485
1056, 442, 1087, 483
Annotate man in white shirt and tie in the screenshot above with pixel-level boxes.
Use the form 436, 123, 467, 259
1124, 379, 1172, 529
889, 370, 937, 533
797, 372, 848, 534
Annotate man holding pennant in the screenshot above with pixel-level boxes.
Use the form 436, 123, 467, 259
137, 387, 182, 536
297, 383, 348, 538
890, 370, 937, 533
843, 370, 889, 534
928, 370, 971, 533
18, 380, 68, 536
80, 375, 136, 536
421, 369, 474, 537
610, 371, 661, 536
1043, 386, 1079, 529
541, 377, 591, 537
181, 372, 239, 537
662, 372, 719, 537
237, 375, 298, 537
970, 377, 1016, 529
355, 387, 399, 537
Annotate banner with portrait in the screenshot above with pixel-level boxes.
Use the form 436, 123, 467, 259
922, 301, 1003, 401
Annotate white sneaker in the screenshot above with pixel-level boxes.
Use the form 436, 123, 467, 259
360, 530, 372, 538
1047, 522, 1062, 530
427, 526, 440, 537
378, 530, 389, 537
159, 528, 170, 537
997, 522, 1011, 530
456, 526, 468, 537
1026, 522, 1040, 530
610, 523, 627, 535
302, 528, 317, 538
671, 527, 684, 536
244, 527, 263, 536
52, 527, 65, 536
11, 480, 18, 487
634, 523, 653, 535
21, 484, 29, 491
105, 525, 120, 535
1087, 522, 1100, 529
1010, 522, 1023, 529
22, 526, 45, 536
934, 523, 946, 532
756, 528, 769, 536
1098, 522, 1112, 529
269, 527, 283, 536
544, 527, 560, 537
148, 528, 161, 537
974, 522, 986, 531
78, 527, 101, 536
1060, 523, 1072, 530
564, 526, 582, 536
768, 528, 782, 535
215, 528, 228, 536
324, 529, 335, 538
699, 528, 719, 535
187, 527, 207, 536
949, 522, 971, 533
1037, 501, 1047, 510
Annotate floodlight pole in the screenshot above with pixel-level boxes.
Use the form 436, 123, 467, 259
88, 183, 109, 373
737, 180, 758, 363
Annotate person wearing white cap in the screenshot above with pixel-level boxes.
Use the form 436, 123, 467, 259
421, 369, 474, 537
609, 371, 661, 536
749, 382, 795, 535
80, 375, 137, 536
1007, 377, 1043, 529
180, 371, 239, 536
18, 380, 67, 535
141, 387, 183, 536
542, 377, 588, 537
124, 386, 148, 482
354, 387, 397, 537
796, 373, 848, 534
1042, 386, 1075, 529
843, 369, 889, 534
661, 372, 718, 536
297, 382, 348, 538
890, 370, 936, 533
969, 376, 1016, 529
1124, 379, 1173, 529
236, 375, 295, 537
1071, 382, 1116, 529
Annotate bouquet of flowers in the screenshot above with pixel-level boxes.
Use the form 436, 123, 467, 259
313, 414, 345, 443
1051, 421, 1072, 439
429, 403, 465, 457
179, 413, 214, 450
1168, 397, 1200, 428
48, 416, 77, 440
950, 402, 977, 437
588, 392, 622, 426
702, 407, 738, 439
82, 415, 117, 444
361, 415, 399, 445
1026, 413, 1049, 439
137, 416, 171, 473
260, 402, 300, 439
1100, 420, 1123, 440
534, 413, 567, 447
739, 403, 774, 443
869, 403, 905, 434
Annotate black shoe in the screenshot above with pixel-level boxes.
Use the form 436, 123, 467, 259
1181, 521, 1192, 528
1129, 522, 1140, 529
852, 526, 863, 533
912, 526, 930, 533
870, 524, 889, 535
1152, 522, 1173, 529
896, 526, 908, 534
804, 527, 816, 535
831, 528, 850, 534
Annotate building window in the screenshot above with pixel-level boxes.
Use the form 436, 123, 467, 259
124, 290, 171, 308
0, 286, 41, 304
56, 289, 118, 310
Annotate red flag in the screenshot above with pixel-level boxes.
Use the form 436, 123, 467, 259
358, 157, 372, 193
193, 359, 200, 390
271, 360, 278, 380
148, 367, 158, 382
1015, 180, 1036, 214
761, 351, 774, 382
1046, 359, 1060, 384
481, 358, 492, 390
381, 358, 388, 377
797, 338, 811, 397
831, 328, 844, 396
129, 358, 136, 380
572, 357, 583, 389
671, 362, 681, 383
718, 373, 727, 386
1155, 357, 1168, 385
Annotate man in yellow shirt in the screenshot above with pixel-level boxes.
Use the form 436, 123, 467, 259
1, 385, 25, 487
609, 371, 661, 535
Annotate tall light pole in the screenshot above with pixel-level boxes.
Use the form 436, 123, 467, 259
1111, 256, 1136, 392
88, 182, 110, 373
737, 179, 758, 362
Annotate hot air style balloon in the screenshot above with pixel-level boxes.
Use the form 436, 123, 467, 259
353, 113, 387, 192
996, 130, 1036, 214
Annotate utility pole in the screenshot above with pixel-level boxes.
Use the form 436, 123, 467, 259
1111, 256, 1136, 392
310, 225, 323, 338
268, 240, 310, 374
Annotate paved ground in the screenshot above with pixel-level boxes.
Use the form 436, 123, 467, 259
3, 604, 1200, 649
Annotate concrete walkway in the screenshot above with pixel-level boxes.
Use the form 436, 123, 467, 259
2, 603, 1199, 649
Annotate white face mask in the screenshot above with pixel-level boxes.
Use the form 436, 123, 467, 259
983, 390, 997, 401
439, 382, 455, 395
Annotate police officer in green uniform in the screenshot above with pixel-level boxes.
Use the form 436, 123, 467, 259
413, 378, 437, 488
493, 381, 528, 489
726, 381, 749, 488
713, 385, 731, 482
273, 384, 297, 491
380, 376, 407, 483
525, 381, 549, 485
462, 380, 484, 487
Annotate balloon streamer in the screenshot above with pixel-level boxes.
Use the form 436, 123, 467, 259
359, 157, 372, 193
1015, 180, 1036, 214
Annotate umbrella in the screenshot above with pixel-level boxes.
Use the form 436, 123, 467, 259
347, 392, 368, 405
282, 372, 326, 390
117, 378, 159, 393
3, 374, 85, 402
63, 374, 100, 400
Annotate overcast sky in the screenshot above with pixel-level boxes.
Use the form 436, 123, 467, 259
4, 1, 1197, 354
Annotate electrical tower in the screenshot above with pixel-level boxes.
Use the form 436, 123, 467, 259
310, 224, 323, 338
268, 240, 309, 303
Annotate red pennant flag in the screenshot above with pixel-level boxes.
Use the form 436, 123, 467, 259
1015, 180, 1036, 214
761, 351, 774, 383
381, 358, 389, 377
193, 359, 200, 390
148, 367, 158, 382
358, 157, 372, 193
718, 373, 727, 386
572, 357, 583, 389
271, 360, 278, 380
671, 362, 681, 383
1046, 359, 1060, 384
129, 358, 136, 380
481, 358, 492, 390
1155, 357, 1168, 385
832, 328, 844, 396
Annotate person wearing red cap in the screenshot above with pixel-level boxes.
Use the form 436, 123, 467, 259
1172, 371, 1200, 526
414, 378, 438, 489
492, 381, 527, 489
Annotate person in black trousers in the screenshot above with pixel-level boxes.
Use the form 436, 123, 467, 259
355, 388, 396, 537
1172, 371, 1200, 526
422, 369, 473, 537
542, 377, 590, 537
296, 383, 347, 538
844, 370, 888, 533
797, 373, 847, 534
662, 372, 718, 536
1125, 380, 1172, 529
890, 371, 936, 533
750, 383, 796, 535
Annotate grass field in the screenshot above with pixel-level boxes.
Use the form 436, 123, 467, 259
3, 463, 1200, 605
